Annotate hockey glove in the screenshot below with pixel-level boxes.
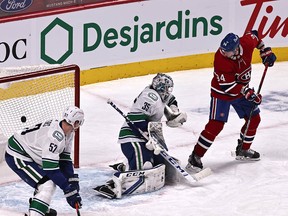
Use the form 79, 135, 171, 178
145, 137, 163, 155
68, 174, 80, 192
64, 184, 82, 209
241, 87, 262, 105
166, 112, 187, 128
165, 105, 187, 128
260, 47, 276, 67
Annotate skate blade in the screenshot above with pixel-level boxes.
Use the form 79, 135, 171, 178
232, 151, 261, 161
235, 156, 261, 161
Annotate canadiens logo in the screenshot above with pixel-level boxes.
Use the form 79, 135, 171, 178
0, 0, 33, 13
237, 67, 252, 83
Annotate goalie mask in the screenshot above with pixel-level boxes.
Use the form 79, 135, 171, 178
63, 106, 85, 129
151, 73, 174, 102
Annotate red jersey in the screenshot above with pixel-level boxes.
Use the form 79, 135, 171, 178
211, 32, 262, 101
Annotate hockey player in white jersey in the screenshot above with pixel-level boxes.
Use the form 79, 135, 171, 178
94, 73, 187, 199
5, 106, 84, 216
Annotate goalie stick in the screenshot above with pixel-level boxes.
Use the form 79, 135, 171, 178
107, 99, 212, 183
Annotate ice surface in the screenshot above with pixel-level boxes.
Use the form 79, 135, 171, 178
1, 62, 288, 216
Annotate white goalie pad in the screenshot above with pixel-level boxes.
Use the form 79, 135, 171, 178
112, 164, 165, 198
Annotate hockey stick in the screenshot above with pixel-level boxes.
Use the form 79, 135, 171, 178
107, 99, 212, 183
75, 203, 81, 216
237, 64, 269, 153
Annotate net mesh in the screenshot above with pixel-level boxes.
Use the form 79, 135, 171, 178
0, 65, 76, 138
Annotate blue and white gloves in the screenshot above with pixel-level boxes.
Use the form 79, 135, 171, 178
68, 174, 80, 192
260, 47, 276, 67
64, 183, 82, 209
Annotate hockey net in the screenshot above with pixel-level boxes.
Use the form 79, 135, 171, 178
0, 64, 81, 168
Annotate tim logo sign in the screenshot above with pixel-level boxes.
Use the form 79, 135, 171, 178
241, 0, 288, 38
0, 0, 33, 12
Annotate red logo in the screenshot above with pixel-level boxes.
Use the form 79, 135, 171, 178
241, 0, 288, 38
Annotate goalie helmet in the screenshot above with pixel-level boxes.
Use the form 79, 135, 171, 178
151, 73, 174, 102
220, 33, 239, 52
63, 106, 84, 129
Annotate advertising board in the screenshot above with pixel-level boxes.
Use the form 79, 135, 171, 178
0, 0, 287, 73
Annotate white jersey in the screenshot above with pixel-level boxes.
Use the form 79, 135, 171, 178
6, 119, 74, 170
118, 86, 169, 143
136, 86, 166, 121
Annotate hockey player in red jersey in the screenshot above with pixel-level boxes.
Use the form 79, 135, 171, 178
186, 31, 276, 171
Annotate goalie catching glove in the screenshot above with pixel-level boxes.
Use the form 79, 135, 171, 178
164, 105, 187, 128
145, 137, 163, 155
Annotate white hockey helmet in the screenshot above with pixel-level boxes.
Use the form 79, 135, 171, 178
63, 106, 84, 129
151, 73, 174, 102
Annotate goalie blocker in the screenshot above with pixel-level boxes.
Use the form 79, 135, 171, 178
94, 164, 165, 199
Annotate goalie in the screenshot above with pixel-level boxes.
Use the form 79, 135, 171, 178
94, 73, 187, 199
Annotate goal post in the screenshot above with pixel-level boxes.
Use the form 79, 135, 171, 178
0, 64, 81, 168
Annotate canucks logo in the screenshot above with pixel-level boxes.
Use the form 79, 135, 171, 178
53, 131, 64, 142
148, 92, 158, 101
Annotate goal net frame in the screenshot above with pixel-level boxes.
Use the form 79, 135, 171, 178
0, 64, 81, 168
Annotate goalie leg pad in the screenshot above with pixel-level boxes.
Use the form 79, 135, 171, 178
112, 164, 166, 198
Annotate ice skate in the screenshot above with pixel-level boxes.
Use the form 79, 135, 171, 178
45, 208, 57, 216
185, 152, 203, 173
235, 139, 260, 161
94, 185, 116, 199
24, 209, 57, 216
109, 162, 126, 172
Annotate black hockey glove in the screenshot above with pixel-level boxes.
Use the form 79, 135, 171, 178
242, 87, 262, 105
64, 184, 82, 209
68, 174, 80, 192
260, 47, 276, 67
